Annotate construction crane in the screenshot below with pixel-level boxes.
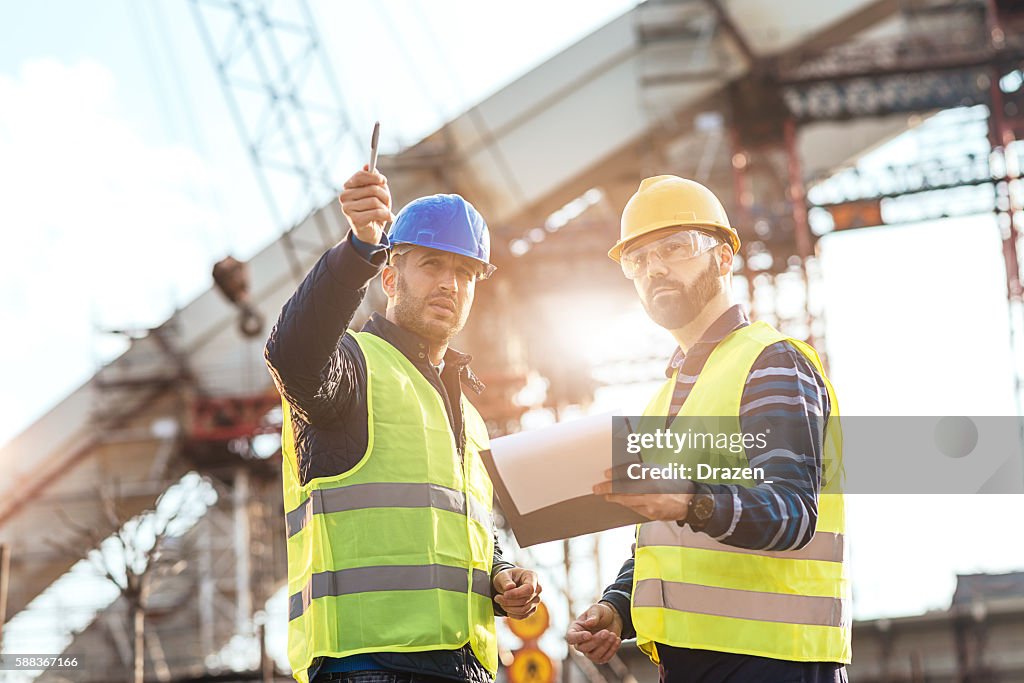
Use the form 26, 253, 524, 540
4, 3, 1024, 681
188, 0, 359, 281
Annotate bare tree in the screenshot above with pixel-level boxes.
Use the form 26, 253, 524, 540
50, 481, 197, 683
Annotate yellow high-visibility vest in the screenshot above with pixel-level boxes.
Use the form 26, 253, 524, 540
632, 321, 851, 665
280, 331, 497, 683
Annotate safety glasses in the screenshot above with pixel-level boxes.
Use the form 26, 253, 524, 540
620, 229, 720, 280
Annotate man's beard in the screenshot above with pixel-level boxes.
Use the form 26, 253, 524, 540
393, 273, 468, 344
640, 256, 722, 330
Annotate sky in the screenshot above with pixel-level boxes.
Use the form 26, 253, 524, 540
1, 0, 1024, 674
0, 0, 638, 444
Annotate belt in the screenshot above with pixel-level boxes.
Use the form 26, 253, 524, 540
314, 672, 467, 683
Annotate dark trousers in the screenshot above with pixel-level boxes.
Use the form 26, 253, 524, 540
658, 645, 847, 683
314, 672, 468, 683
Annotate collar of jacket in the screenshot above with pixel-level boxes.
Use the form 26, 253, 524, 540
664, 304, 751, 377
362, 312, 486, 395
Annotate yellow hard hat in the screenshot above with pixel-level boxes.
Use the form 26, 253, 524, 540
608, 175, 741, 262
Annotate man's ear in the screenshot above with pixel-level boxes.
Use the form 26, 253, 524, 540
381, 263, 398, 298
717, 244, 734, 276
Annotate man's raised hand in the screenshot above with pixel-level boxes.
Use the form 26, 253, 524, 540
339, 165, 393, 245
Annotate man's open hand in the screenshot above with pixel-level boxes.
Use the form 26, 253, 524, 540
567, 602, 623, 664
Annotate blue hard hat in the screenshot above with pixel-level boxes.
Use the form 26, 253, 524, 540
389, 194, 496, 279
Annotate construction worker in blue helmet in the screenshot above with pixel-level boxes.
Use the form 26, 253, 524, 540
266, 165, 541, 683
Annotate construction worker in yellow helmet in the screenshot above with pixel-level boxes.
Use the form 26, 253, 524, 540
566, 175, 850, 682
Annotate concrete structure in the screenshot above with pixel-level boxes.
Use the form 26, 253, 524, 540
2, 0, 1022, 680
853, 573, 1024, 682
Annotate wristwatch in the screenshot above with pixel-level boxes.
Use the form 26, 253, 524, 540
678, 487, 715, 531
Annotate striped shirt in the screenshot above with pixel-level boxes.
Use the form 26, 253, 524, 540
601, 304, 831, 640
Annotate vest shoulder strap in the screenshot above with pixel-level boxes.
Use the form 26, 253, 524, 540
683, 321, 785, 414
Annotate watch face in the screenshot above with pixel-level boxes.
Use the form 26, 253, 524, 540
693, 495, 714, 522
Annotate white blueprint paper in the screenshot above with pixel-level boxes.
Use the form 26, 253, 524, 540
489, 411, 618, 515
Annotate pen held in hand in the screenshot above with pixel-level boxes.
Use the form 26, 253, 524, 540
369, 120, 380, 173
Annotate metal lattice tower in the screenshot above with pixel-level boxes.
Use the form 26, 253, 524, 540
188, 0, 358, 279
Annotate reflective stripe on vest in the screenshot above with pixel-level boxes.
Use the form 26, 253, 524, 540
281, 330, 497, 683
633, 579, 847, 628
638, 522, 844, 563
288, 565, 493, 621
285, 482, 492, 538
631, 320, 851, 665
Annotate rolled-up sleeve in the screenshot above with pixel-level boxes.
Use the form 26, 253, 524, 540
600, 552, 637, 639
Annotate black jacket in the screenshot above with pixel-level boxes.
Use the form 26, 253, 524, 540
265, 235, 513, 683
